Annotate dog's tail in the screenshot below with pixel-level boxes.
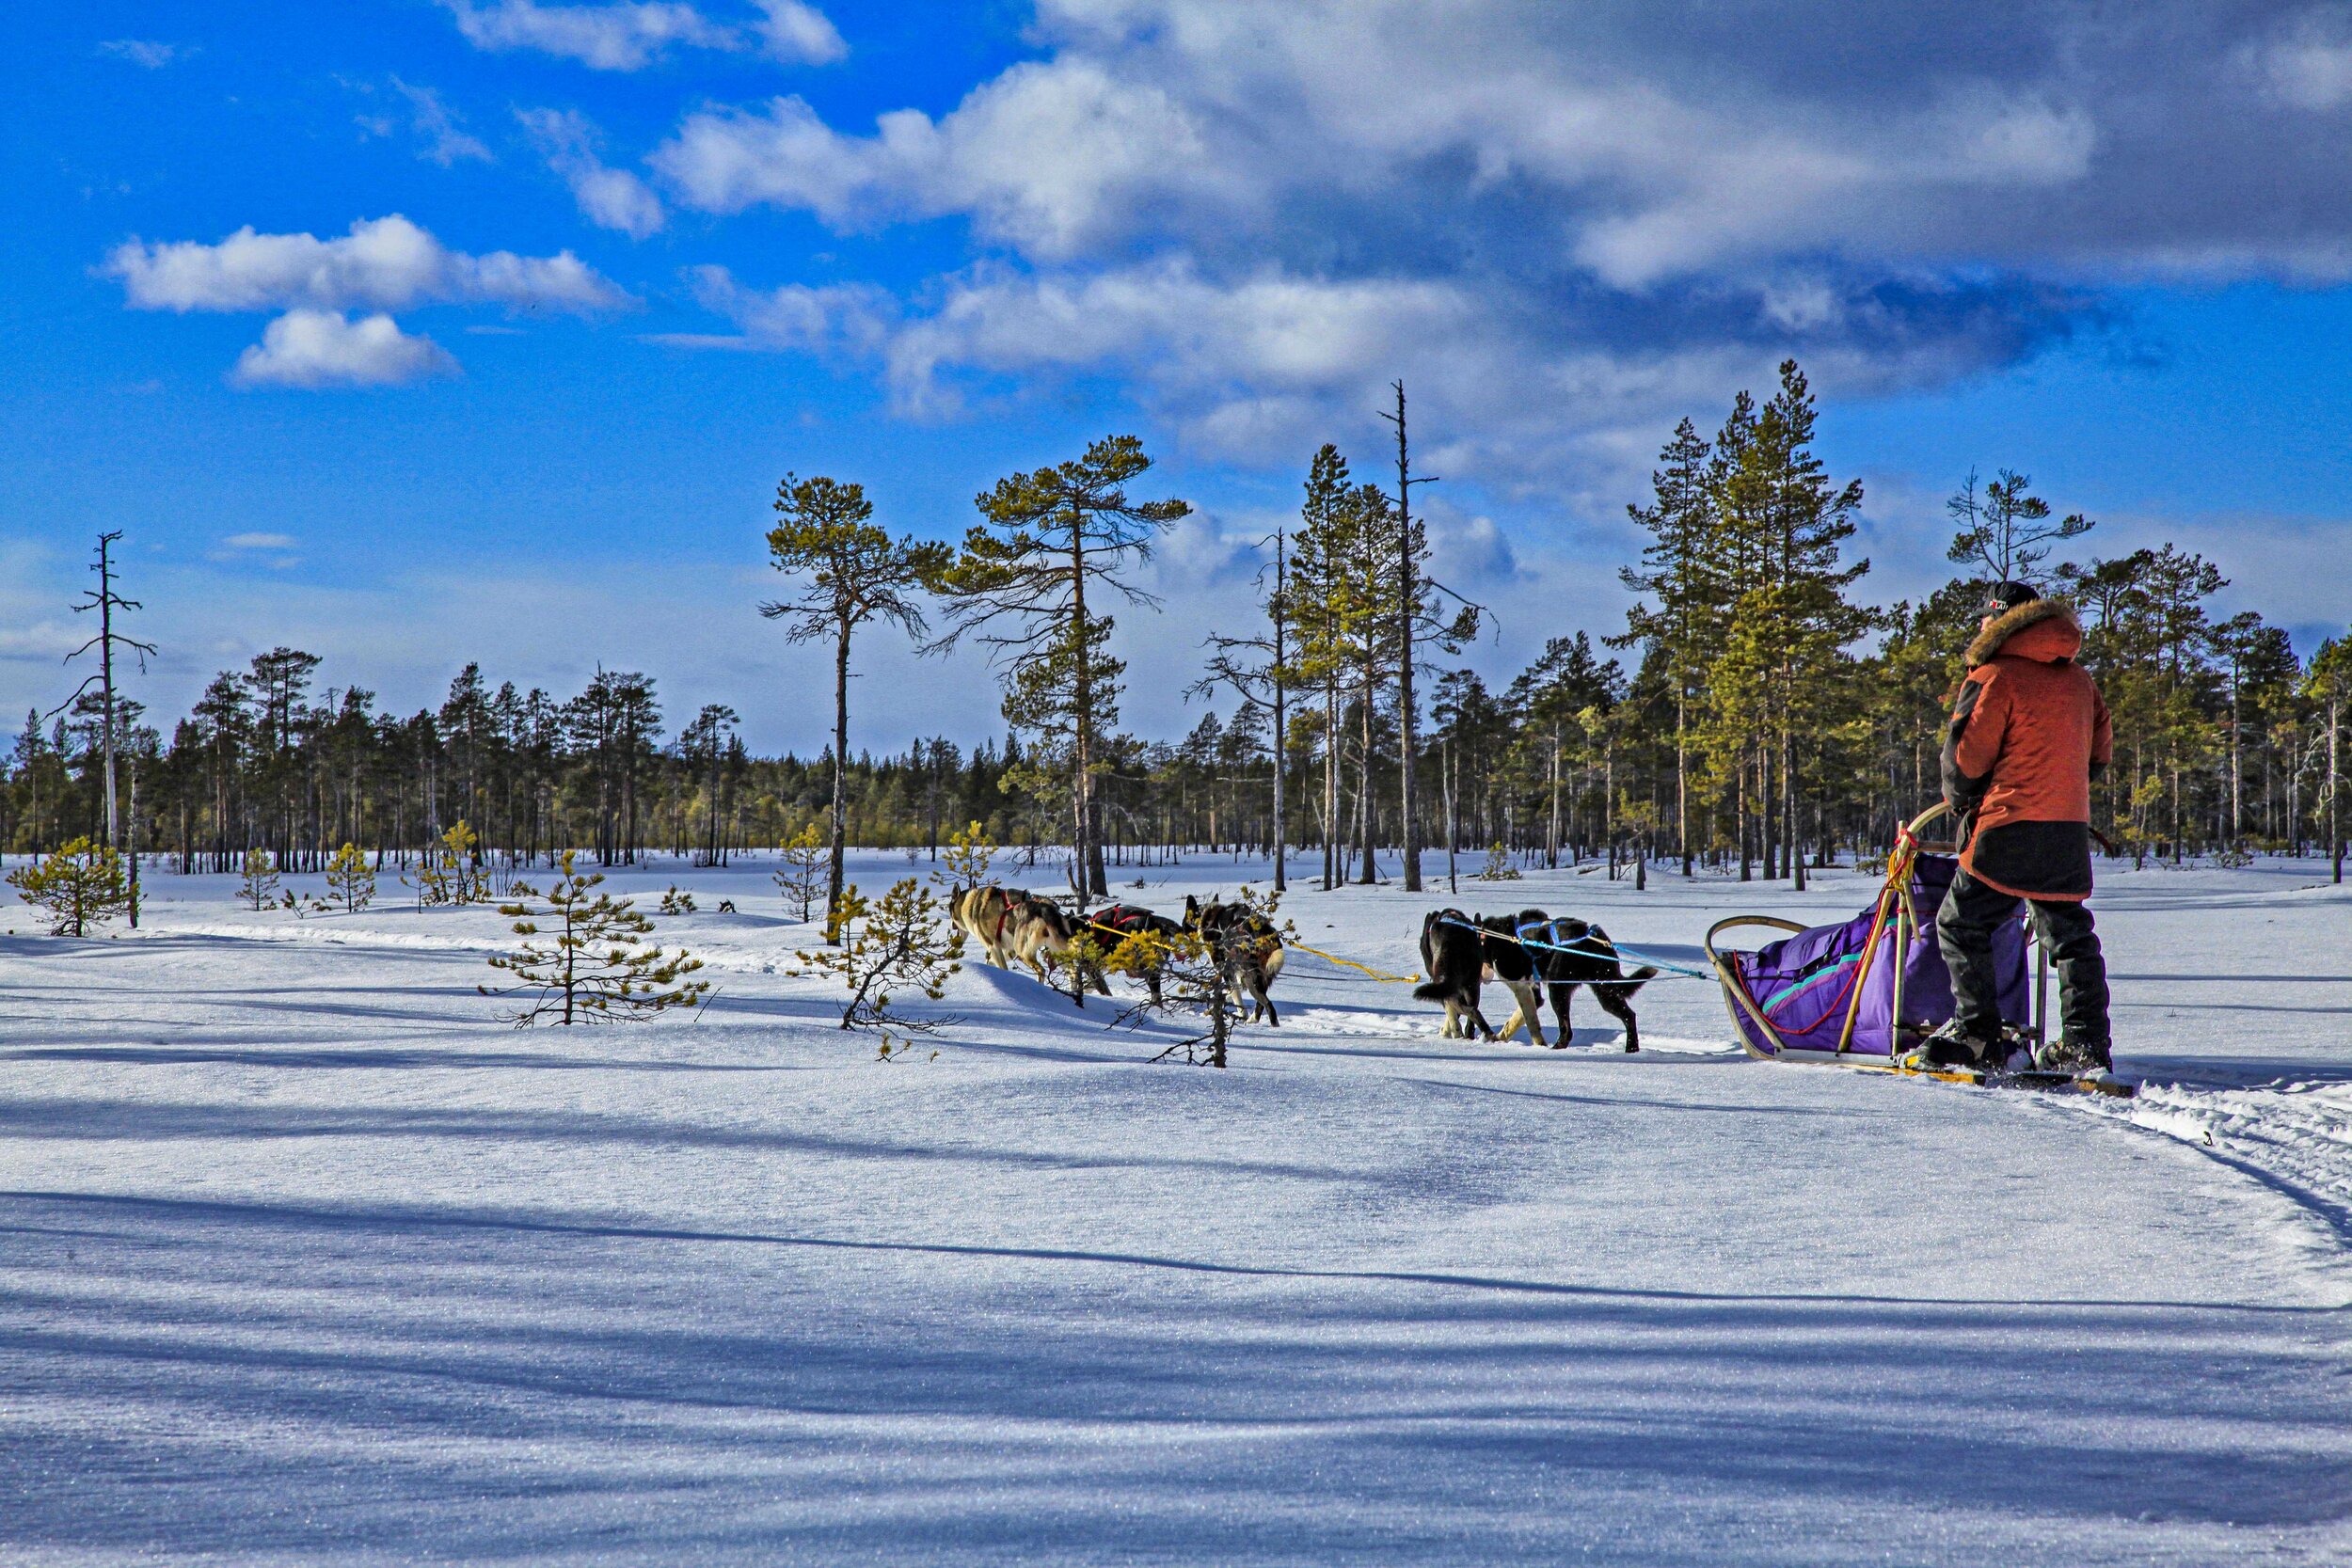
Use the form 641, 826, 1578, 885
1610, 964, 1659, 995
1412, 978, 1455, 1003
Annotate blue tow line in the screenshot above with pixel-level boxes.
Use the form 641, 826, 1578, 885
1437, 916, 1714, 981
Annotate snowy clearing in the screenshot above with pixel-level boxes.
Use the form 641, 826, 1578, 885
4, 851, 2350, 1564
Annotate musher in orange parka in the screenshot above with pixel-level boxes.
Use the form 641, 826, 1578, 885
1918, 580, 2114, 1071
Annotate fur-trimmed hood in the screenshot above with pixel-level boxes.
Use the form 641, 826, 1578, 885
1964, 596, 2082, 669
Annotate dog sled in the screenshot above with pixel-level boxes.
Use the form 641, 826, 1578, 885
1701, 805, 2128, 1096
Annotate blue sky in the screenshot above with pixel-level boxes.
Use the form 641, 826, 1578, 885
7, 1, 2352, 753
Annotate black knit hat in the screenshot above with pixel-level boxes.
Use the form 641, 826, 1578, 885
1982, 580, 2038, 616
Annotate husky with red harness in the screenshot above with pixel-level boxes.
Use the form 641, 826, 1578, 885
950, 885, 1031, 968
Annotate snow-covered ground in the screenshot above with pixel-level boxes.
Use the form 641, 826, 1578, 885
3, 847, 2348, 1564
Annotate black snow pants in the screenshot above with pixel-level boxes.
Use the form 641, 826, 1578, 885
1935, 865, 2111, 1050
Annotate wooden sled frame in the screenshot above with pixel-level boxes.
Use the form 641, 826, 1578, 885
1704, 803, 2051, 1066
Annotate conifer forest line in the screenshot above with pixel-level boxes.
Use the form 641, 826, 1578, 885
11, 361, 2350, 893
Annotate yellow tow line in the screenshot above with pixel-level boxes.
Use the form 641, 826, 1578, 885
1285, 939, 1421, 985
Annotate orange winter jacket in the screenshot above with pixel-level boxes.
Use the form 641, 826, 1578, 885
1940, 598, 2112, 901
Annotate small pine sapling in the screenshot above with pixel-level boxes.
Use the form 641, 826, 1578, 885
1112, 927, 1241, 1068
326, 842, 375, 913
660, 885, 698, 915
932, 819, 997, 893
774, 822, 827, 922
1475, 842, 1523, 881
239, 848, 282, 911
6, 837, 131, 937
405, 820, 485, 907
480, 849, 711, 1025
1059, 926, 1110, 1008
794, 877, 964, 1031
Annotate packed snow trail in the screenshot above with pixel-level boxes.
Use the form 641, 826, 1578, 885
1, 853, 2348, 1564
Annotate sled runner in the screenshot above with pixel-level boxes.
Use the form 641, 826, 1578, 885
1703, 804, 2133, 1099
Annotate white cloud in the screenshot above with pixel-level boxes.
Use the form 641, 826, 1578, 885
652, 60, 1209, 257
647, 13, 2107, 282
2245, 13, 2352, 109
518, 108, 665, 238
641, 3, 2175, 499
753, 0, 846, 64
389, 79, 494, 166
97, 40, 184, 69
684, 265, 890, 353
440, 0, 733, 70
105, 214, 628, 315
230, 311, 459, 389
0, 619, 86, 662
219, 532, 298, 550
439, 0, 843, 71
878, 262, 1470, 412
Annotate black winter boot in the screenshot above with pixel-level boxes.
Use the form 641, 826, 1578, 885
1902, 1018, 1997, 1069
2034, 1036, 2112, 1074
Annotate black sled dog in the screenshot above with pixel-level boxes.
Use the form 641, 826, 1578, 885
1416, 908, 1656, 1050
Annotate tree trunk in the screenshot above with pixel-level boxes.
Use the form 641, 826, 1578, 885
1392, 383, 1422, 893
1357, 673, 1377, 883
1071, 531, 1097, 910
127, 762, 141, 927
1443, 736, 1458, 894
827, 620, 850, 940
1323, 677, 1339, 889
1677, 687, 1691, 877
1548, 729, 1561, 869
1787, 731, 1805, 892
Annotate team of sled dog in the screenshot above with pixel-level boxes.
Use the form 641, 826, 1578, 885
947, 885, 1654, 1049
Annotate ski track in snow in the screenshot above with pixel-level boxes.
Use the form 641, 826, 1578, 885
4, 850, 2351, 1563
2093, 1081, 2352, 1240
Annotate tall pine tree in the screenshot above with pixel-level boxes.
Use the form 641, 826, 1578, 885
930, 436, 1188, 906
763, 473, 948, 939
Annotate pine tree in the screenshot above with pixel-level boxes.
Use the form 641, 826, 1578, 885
1697, 361, 1869, 887
1506, 635, 1621, 867
57, 532, 158, 852
1476, 842, 1521, 881
2303, 634, 2352, 883
1290, 444, 1362, 889
8, 837, 130, 936
481, 849, 710, 1024
774, 820, 828, 920
930, 435, 1189, 907
678, 704, 741, 867
239, 847, 280, 911
2213, 612, 2294, 852
2063, 546, 2225, 863
1613, 417, 1721, 873
1114, 926, 1241, 1068
1945, 467, 2092, 588
932, 819, 997, 892
406, 820, 484, 906
794, 877, 964, 1031
325, 841, 375, 913
763, 473, 948, 940
1191, 518, 1295, 890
